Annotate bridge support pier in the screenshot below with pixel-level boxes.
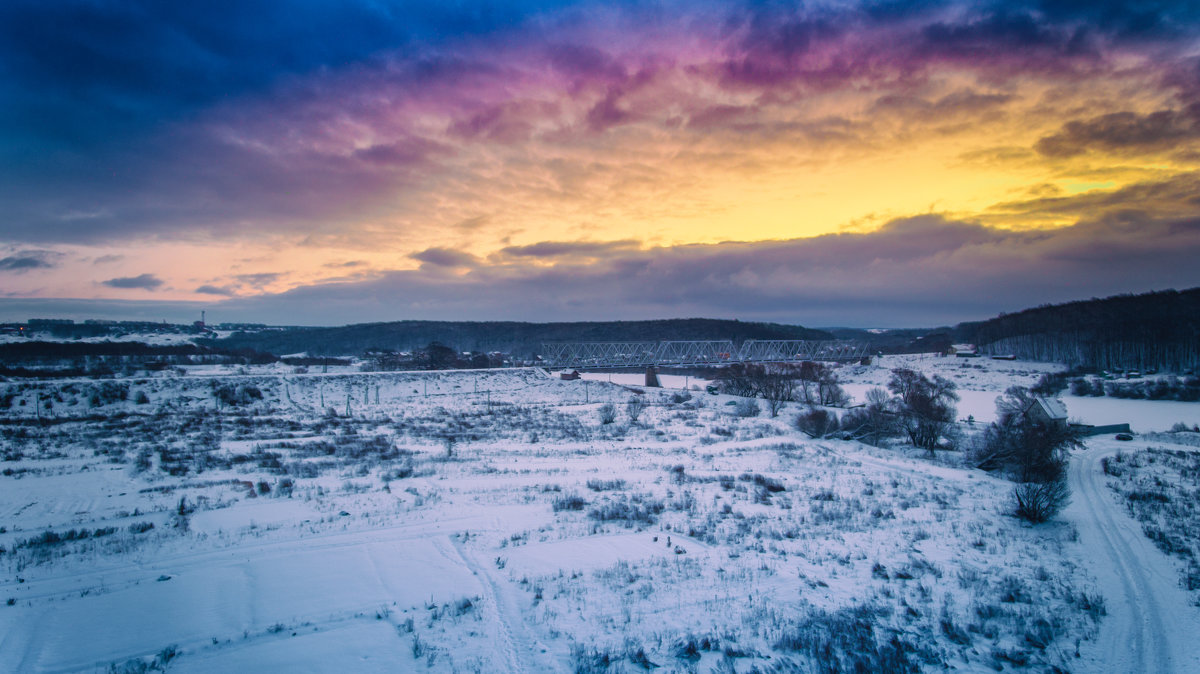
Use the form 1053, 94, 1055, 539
645, 366, 660, 388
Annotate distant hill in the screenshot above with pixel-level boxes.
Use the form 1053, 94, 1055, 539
954, 288, 1200, 371
210, 318, 835, 358
823, 327, 953, 355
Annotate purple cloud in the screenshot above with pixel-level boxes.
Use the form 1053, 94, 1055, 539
0, 249, 61, 272
411, 247, 478, 268
102, 273, 164, 290
195, 284, 237, 297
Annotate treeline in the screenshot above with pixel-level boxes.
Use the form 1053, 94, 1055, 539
212, 318, 834, 358
956, 288, 1200, 372
0, 341, 279, 378
1069, 376, 1200, 401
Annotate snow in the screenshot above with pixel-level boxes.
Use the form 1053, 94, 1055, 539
1, 350, 1198, 671
1068, 437, 1200, 673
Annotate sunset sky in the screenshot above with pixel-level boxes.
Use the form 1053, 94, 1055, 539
3, 1, 1200, 327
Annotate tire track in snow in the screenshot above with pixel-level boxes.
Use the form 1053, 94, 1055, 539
1069, 441, 1200, 673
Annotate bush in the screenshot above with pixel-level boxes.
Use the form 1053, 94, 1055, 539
598, 403, 617, 425
214, 383, 263, 407
795, 407, 839, 438
1014, 479, 1070, 523
1031, 372, 1068, 396
1069, 378, 1101, 396
774, 605, 919, 673
732, 398, 759, 417
588, 494, 665, 526
552, 493, 588, 511
839, 388, 899, 446
625, 397, 647, 423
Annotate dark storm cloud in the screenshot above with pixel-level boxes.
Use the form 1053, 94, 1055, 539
102, 273, 164, 290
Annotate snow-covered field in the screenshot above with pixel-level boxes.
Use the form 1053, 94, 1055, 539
1, 356, 1198, 672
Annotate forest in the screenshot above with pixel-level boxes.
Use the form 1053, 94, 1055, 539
955, 288, 1200, 372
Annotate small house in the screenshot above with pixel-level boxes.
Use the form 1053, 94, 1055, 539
559, 370, 581, 381
1028, 396, 1069, 427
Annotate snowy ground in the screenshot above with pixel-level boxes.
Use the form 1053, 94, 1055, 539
0, 356, 1197, 672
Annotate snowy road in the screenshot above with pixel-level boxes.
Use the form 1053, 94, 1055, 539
1068, 440, 1200, 673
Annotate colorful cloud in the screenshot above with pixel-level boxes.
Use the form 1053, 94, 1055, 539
1, 1, 1199, 325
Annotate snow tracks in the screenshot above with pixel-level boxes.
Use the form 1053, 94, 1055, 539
447, 536, 562, 673
1068, 440, 1200, 673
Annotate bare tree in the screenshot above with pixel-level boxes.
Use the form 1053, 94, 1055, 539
715, 363, 760, 398
840, 387, 899, 446
757, 364, 797, 417
888, 368, 959, 453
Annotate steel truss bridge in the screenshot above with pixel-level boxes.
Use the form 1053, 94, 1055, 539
540, 340, 872, 369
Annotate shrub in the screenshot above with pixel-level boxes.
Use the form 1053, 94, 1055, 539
588, 494, 665, 526
598, 403, 617, 425
552, 493, 588, 512
774, 605, 919, 673
732, 398, 760, 417
1014, 480, 1070, 524
795, 407, 839, 438
1031, 372, 1068, 396
213, 383, 263, 407
739, 473, 786, 492
625, 397, 648, 423
586, 479, 626, 492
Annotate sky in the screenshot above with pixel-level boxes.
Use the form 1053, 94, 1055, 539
2, 0, 1200, 328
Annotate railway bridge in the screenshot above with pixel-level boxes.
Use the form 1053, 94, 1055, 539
540, 339, 872, 369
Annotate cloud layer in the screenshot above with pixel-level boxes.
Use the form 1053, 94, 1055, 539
2, 1, 1199, 325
